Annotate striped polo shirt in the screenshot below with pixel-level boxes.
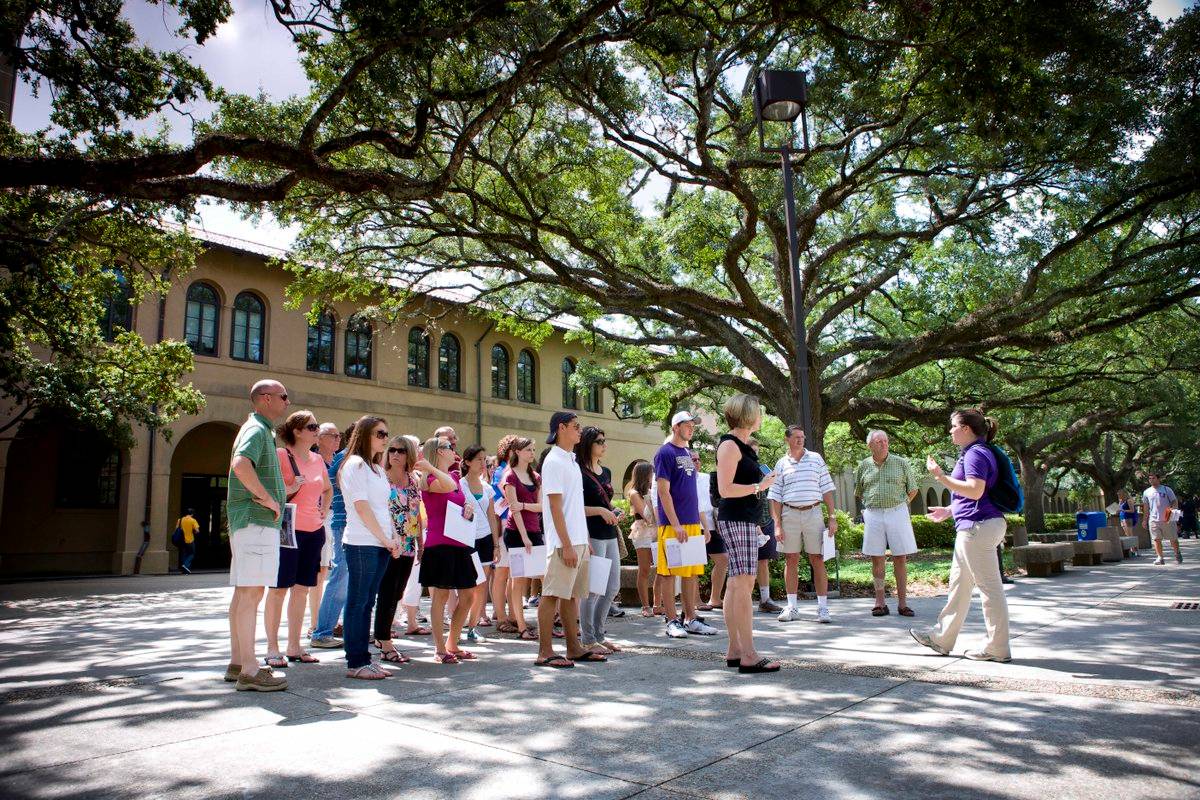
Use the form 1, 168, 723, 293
767, 450, 836, 506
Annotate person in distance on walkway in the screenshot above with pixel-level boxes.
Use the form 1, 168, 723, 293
174, 508, 198, 574
768, 426, 838, 623
716, 394, 781, 673
855, 430, 919, 617
911, 409, 1011, 663
1141, 473, 1182, 564
225, 379, 290, 692
654, 411, 718, 638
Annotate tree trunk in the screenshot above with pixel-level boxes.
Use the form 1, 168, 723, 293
1018, 452, 1049, 533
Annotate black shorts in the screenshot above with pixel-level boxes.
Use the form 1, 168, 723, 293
276, 527, 325, 588
419, 544, 478, 590
705, 528, 726, 555
475, 535, 496, 565
757, 520, 778, 561
502, 528, 545, 550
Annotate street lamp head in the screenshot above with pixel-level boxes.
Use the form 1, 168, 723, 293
755, 69, 807, 123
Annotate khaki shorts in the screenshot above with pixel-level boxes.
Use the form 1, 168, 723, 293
228, 524, 280, 588
779, 505, 824, 555
1149, 520, 1178, 542
541, 544, 590, 600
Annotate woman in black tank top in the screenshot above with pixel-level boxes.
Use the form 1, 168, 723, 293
715, 394, 781, 674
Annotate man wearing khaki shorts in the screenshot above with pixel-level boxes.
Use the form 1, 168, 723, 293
226, 380, 291, 692
1141, 473, 1181, 565
768, 425, 838, 623
535, 411, 604, 668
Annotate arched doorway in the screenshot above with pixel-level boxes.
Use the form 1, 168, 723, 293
170, 421, 238, 570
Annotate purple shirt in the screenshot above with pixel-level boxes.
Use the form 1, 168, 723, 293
950, 440, 1002, 530
654, 442, 699, 526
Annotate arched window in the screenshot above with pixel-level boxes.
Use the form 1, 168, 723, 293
491, 344, 510, 399
941, 488, 951, 505
230, 292, 265, 363
561, 358, 578, 408
184, 282, 220, 356
517, 349, 536, 404
100, 270, 133, 341
438, 333, 462, 392
344, 314, 372, 378
306, 311, 336, 373
926, 487, 938, 508
584, 384, 601, 414
408, 327, 430, 387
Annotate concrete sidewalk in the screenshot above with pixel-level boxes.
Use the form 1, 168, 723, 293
1, 541, 1198, 799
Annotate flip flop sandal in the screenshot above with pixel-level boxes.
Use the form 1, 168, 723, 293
600, 641, 622, 653
264, 654, 288, 669
450, 649, 477, 661
286, 653, 320, 664
872, 606, 890, 616
496, 621, 519, 633
346, 664, 388, 680
738, 658, 781, 674
535, 656, 575, 668
571, 651, 607, 662
518, 629, 538, 641
697, 603, 715, 611
435, 652, 459, 664
477, 618, 494, 627
405, 627, 433, 636
641, 608, 654, 618
380, 649, 410, 664
898, 607, 915, 617
726, 658, 740, 668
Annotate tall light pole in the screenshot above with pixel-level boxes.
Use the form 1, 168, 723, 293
754, 69, 814, 441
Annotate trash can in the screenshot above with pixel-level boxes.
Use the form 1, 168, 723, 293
1076, 511, 1107, 541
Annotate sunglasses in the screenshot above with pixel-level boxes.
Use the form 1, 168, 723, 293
387, 447, 406, 455
374, 429, 390, 439
438, 443, 454, 450
272, 393, 289, 401
595, 439, 606, 445
303, 423, 319, 432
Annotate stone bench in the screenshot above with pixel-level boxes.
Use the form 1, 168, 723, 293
1071, 539, 1107, 566
1012, 542, 1074, 577
1096, 525, 1128, 562
1120, 535, 1139, 557
1031, 532, 1075, 544
1004, 525, 1029, 548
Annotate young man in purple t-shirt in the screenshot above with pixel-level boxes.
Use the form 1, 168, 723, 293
653, 411, 718, 638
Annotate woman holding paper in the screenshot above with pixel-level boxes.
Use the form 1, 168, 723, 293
502, 437, 543, 641
461, 445, 501, 644
576, 427, 623, 654
338, 416, 403, 680
715, 394, 781, 674
372, 434, 421, 665
417, 435, 479, 663
626, 461, 658, 617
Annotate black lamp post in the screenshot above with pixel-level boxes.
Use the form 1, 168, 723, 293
754, 69, 814, 441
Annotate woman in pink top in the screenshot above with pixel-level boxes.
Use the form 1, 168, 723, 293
502, 437, 543, 640
416, 435, 477, 663
264, 410, 333, 668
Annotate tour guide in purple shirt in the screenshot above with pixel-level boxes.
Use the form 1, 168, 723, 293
910, 409, 1012, 663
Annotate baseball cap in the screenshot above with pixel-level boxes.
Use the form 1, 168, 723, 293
547, 410, 579, 444
671, 410, 696, 427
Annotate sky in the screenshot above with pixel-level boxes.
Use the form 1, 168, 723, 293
11, 0, 1196, 250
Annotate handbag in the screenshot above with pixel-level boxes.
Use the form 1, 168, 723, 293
170, 519, 184, 548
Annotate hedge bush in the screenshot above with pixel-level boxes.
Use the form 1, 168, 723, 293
909, 516, 957, 548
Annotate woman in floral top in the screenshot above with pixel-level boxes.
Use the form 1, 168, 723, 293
373, 435, 422, 663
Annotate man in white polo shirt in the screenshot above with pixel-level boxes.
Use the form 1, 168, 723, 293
1141, 472, 1181, 565
535, 411, 606, 668
768, 425, 838, 623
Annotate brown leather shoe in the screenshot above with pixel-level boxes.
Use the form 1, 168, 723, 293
235, 668, 288, 692
223, 663, 241, 682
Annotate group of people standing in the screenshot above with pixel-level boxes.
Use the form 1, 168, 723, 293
219, 377, 1020, 691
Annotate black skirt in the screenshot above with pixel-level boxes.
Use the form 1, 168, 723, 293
502, 528, 545, 550
419, 544, 478, 590
475, 535, 496, 565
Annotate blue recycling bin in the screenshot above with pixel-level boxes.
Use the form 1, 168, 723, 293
1076, 511, 1106, 541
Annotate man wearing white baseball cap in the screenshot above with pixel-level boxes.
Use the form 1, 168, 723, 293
654, 410, 718, 638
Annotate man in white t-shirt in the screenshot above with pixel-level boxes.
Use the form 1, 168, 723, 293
535, 411, 604, 668
1141, 473, 1181, 565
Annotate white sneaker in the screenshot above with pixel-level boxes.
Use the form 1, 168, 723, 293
816, 607, 832, 624
1154, 557, 1165, 565
665, 619, 687, 638
964, 648, 1012, 663
777, 606, 802, 622
684, 618, 718, 635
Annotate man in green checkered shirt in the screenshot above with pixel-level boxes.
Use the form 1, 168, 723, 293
225, 379, 290, 693
854, 430, 920, 618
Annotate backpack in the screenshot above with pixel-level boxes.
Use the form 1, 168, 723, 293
985, 443, 1024, 514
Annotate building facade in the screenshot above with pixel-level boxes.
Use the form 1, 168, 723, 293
0, 233, 667, 576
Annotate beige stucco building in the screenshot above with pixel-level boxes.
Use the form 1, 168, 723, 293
0, 232, 667, 576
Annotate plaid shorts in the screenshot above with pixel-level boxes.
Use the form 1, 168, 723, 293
719, 519, 761, 577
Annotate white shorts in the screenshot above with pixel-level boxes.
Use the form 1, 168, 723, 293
228, 524, 280, 587
861, 504, 919, 557
401, 558, 423, 606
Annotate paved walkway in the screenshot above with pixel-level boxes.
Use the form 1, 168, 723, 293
1, 541, 1198, 799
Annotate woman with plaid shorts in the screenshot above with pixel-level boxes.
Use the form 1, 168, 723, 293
715, 394, 781, 674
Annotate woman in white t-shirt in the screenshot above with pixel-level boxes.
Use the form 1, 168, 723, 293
337, 415, 401, 680
461, 445, 501, 644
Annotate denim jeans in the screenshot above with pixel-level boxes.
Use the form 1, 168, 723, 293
313, 524, 347, 638
343, 544, 390, 669
179, 542, 195, 571
580, 537, 621, 645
